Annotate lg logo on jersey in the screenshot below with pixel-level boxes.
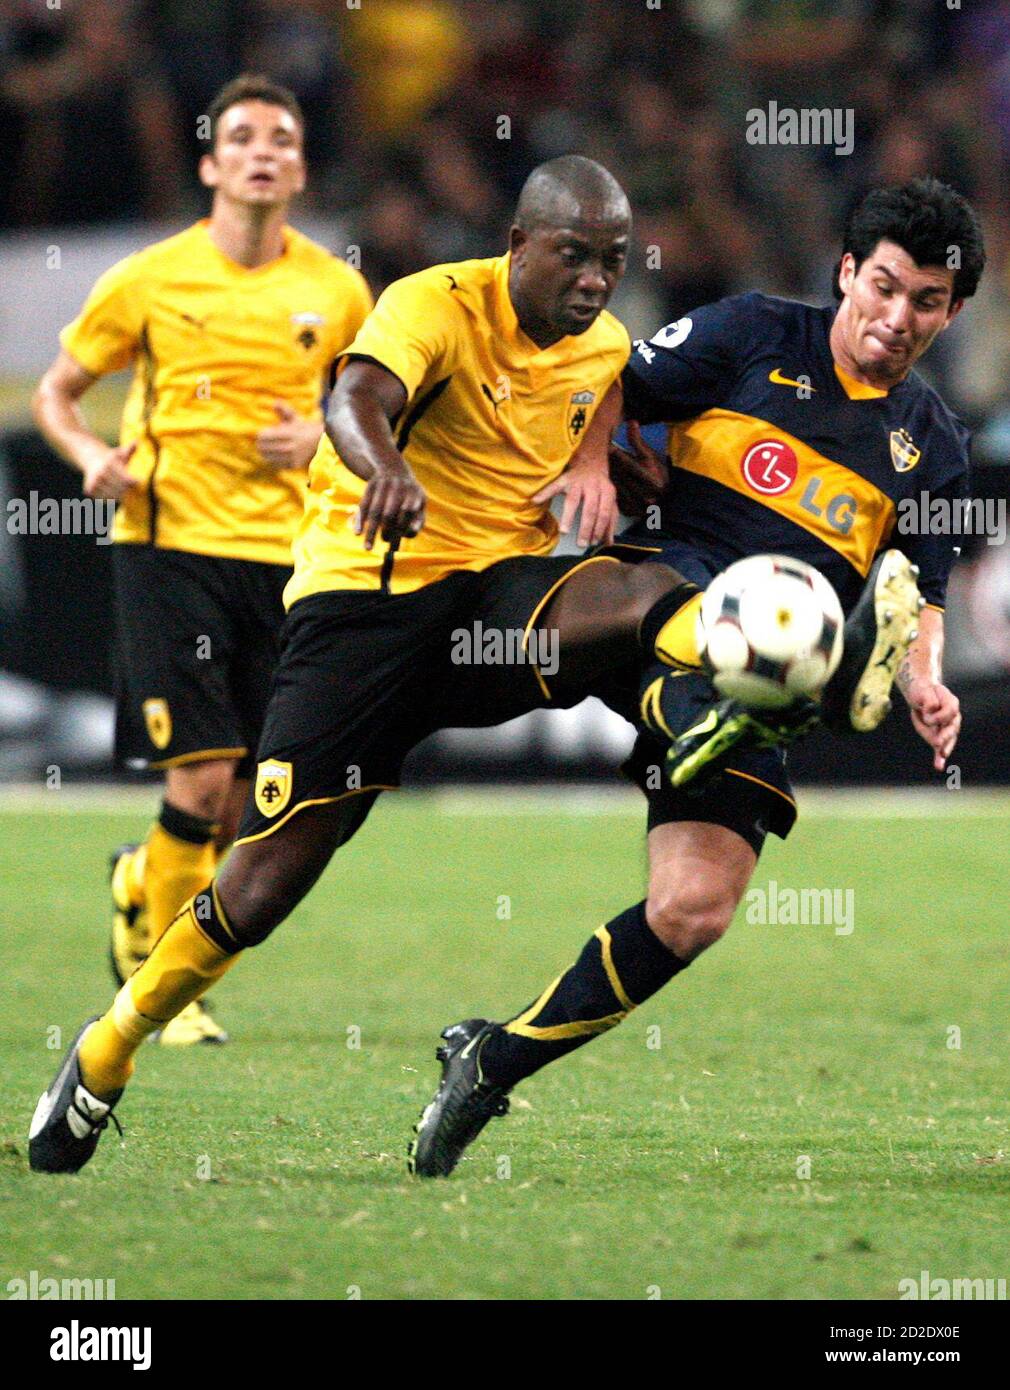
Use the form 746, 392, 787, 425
740, 439, 856, 535
741, 440, 797, 495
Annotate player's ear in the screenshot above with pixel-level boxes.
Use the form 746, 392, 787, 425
837, 252, 855, 297
509, 225, 528, 265
199, 153, 219, 190
942, 297, 964, 328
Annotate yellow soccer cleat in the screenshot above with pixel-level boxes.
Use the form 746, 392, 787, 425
109, 844, 151, 986
156, 1000, 229, 1047
821, 549, 924, 734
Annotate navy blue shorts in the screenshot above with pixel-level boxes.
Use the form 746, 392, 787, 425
597, 535, 799, 857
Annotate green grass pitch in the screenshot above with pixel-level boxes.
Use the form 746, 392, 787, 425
1, 790, 1007, 1300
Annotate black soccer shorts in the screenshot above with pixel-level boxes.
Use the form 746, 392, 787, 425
235, 547, 795, 856
112, 544, 290, 778
235, 553, 613, 843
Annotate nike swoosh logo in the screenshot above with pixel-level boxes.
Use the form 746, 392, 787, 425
460, 1032, 482, 1060
769, 368, 815, 391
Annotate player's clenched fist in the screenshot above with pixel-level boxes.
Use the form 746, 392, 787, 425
81, 441, 138, 500
354, 462, 426, 551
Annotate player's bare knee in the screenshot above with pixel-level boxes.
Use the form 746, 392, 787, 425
628, 560, 682, 609
645, 883, 736, 960
601, 561, 679, 626
214, 803, 349, 948
215, 868, 290, 948
166, 759, 237, 824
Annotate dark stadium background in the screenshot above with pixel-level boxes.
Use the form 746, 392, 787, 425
2, 0, 1009, 786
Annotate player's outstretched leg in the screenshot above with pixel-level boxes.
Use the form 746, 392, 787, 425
646, 549, 923, 788
820, 549, 924, 732
409, 822, 754, 1177
28, 800, 362, 1174
535, 554, 702, 685
408, 906, 688, 1177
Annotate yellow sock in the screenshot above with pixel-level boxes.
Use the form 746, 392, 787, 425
145, 811, 219, 949
79, 891, 240, 1097
653, 591, 704, 670
113, 843, 147, 910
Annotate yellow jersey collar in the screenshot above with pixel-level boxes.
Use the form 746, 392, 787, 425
834, 361, 889, 400
199, 219, 292, 276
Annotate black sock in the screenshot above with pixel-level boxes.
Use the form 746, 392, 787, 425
158, 800, 219, 845
479, 901, 688, 1089
185, 882, 241, 955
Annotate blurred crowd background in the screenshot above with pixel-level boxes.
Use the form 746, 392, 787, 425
5, 0, 1010, 412
2, 0, 1010, 783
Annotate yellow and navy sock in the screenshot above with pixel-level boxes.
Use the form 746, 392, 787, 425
144, 802, 220, 950
79, 883, 240, 1098
639, 583, 704, 671
478, 902, 688, 1089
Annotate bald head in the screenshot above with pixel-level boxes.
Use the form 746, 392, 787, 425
508, 157, 630, 347
515, 156, 630, 233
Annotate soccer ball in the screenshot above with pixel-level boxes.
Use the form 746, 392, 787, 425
698, 555, 844, 710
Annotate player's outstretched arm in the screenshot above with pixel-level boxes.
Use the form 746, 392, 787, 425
896, 606, 960, 771
32, 350, 137, 501
326, 359, 426, 551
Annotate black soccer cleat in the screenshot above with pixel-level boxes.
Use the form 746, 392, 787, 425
407, 1019, 511, 1178
665, 695, 819, 790
821, 549, 923, 733
28, 1018, 123, 1174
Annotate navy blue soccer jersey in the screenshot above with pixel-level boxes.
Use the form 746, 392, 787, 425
619, 292, 970, 613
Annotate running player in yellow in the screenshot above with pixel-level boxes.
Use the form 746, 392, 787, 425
31, 74, 372, 1046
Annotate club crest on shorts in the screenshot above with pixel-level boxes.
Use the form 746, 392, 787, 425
142, 698, 172, 751
566, 389, 596, 447
255, 759, 293, 818
890, 428, 921, 473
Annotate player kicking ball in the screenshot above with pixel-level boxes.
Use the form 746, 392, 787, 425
27, 155, 638, 1172
408, 177, 983, 1177
27, 172, 977, 1179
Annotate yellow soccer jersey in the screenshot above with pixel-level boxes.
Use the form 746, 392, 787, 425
286, 253, 630, 602
60, 221, 373, 565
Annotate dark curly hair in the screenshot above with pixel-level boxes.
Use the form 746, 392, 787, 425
833, 177, 985, 303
